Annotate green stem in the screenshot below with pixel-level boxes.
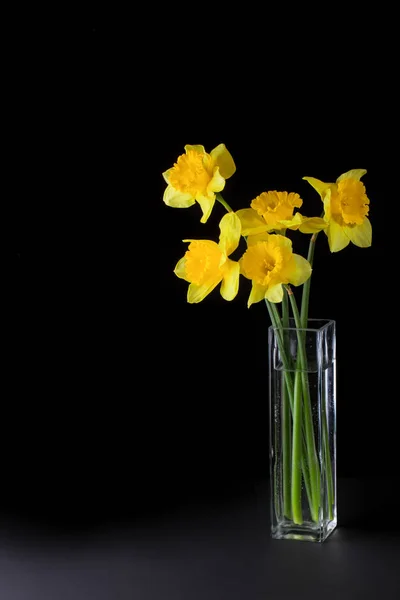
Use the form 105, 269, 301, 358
266, 302, 294, 400
267, 304, 305, 523
214, 191, 321, 520
300, 232, 334, 522
267, 301, 313, 523
300, 232, 318, 329
291, 369, 303, 524
267, 302, 286, 522
281, 290, 292, 519
282, 288, 289, 329
286, 287, 321, 523
216, 192, 234, 213
322, 396, 334, 520
301, 456, 313, 518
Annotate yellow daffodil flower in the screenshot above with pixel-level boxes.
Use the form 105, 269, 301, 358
240, 233, 312, 306
303, 169, 372, 252
163, 144, 236, 223
236, 191, 327, 236
174, 212, 241, 303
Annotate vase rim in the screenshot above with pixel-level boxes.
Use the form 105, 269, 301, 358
269, 318, 335, 333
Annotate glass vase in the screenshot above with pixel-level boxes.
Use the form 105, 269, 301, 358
269, 319, 337, 542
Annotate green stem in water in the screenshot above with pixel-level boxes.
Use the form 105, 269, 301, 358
281, 290, 292, 519
267, 300, 304, 525
286, 286, 321, 523
291, 367, 303, 524
266, 302, 294, 401
214, 193, 324, 521
215, 194, 317, 522
216, 192, 234, 213
322, 395, 334, 520
300, 232, 334, 522
267, 301, 313, 523
267, 302, 286, 522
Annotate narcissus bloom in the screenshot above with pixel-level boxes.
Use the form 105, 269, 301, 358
174, 212, 241, 303
163, 144, 236, 223
303, 169, 371, 252
236, 191, 327, 236
240, 233, 311, 306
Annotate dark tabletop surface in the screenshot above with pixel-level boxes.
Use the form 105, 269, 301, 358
1, 478, 398, 599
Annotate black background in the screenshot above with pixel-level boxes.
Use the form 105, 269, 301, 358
5, 10, 396, 521
3, 7, 398, 598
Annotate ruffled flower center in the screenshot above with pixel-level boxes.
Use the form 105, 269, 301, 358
169, 151, 211, 196
251, 191, 303, 230
332, 179, 370, 225
241, 242, 286, 286
184, 241, 222, 285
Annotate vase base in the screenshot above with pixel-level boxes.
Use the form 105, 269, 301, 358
271, 519, 337, 543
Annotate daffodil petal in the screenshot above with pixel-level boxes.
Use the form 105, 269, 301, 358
265, 283, 284, 303
208, 167, 225, 193
279, 213, 304, 230
202, 153, 213, 175
162, 169, 172, 183
197, 194, 216, 224
285, 254, 312, 286
220, 259, 240, 301
236, 208, 269, 236
271, 234, 293, 250
247, 232, 293, 255
323, 188, 332, 221
248, 282, 267, 307
336, 169, 367, 182
218, 212, 241, 256
184, 145, 205, 155
182, 239, 218, 249
187, 278, 221, 303
303, 177, 334, 199
279, 213, 327, 233
298, 217, 328, 233
344, 217, 372, 248
163, 185, 196, 208
210, 144, 236, 179
246, 232, 271, 246
174, 257, 188, 280
326, 219, 351, 253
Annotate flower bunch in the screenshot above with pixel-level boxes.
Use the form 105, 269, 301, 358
163, 143, 371, 307
163, 143, 371, 533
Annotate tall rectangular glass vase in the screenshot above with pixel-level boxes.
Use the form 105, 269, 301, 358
269, 319, 337, 542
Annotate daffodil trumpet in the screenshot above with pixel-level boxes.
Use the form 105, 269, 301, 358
303, 169, 371, 253
174, 210, 242, 304
163, 144, 236, 223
